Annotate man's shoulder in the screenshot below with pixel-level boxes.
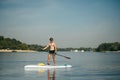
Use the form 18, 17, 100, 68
53, 42, 56, 46
53, 42, 56, 44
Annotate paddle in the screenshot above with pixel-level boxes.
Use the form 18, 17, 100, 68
55, 53, 71, 59
41, 49, 71, 59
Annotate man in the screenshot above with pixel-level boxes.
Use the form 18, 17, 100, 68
42, 37, 57, 65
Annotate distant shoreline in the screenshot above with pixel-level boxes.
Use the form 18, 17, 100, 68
104, 51, 120, 53
0, 49, 37, 52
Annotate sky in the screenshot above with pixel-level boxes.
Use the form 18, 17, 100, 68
0, 0, 120, 48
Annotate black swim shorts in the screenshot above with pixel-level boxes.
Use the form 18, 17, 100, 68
49, 50, 55, 54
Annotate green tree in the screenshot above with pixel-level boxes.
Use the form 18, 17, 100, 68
96, 42, 120, 52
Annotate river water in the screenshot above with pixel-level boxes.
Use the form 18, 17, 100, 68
0, 52, 120, 80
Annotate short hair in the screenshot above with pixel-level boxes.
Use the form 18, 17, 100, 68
49, 37, 54, 41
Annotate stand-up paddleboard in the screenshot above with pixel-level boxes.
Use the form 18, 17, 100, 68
24, 63, 72, 70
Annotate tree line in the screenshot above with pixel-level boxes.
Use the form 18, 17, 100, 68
0, 36, 120, 52
95, 42, 120, 52
0, 36, 43, 51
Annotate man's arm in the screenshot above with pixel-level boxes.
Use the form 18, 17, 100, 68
54, 43, 57, 53
42, 44, 49, 50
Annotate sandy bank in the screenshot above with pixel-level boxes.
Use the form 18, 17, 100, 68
0, 49, 37, 52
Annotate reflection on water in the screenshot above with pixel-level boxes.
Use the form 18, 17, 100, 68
47, 69, 56, 80
37, 69, 56, 80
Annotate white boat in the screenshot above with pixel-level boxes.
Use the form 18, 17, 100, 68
81, 50, 85, 52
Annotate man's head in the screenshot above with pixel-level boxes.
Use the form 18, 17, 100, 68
49, 37, 54, 41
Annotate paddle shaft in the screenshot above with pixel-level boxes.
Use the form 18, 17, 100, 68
55, 53, 71, 59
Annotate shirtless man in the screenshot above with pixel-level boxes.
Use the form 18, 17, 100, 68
42, 37, 57, 65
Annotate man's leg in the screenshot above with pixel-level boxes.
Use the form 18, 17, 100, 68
47, 54, 51, 65
52, 54, 56, 65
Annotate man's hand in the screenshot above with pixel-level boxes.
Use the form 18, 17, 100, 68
41, 48, 44, 51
